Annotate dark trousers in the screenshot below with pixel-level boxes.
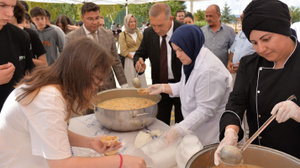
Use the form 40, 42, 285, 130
157, 93, 183, 125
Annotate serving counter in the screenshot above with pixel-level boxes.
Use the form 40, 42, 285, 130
68, 114, 171, 165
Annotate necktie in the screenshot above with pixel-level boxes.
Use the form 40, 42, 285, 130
91, 32, 98, 42
160, 35, 168, 83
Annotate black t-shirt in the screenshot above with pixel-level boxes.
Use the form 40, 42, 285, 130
0, 23, 35, 111
24, 27, 46, 59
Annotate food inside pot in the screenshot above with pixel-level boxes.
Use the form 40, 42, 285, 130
98, 97, 156, 110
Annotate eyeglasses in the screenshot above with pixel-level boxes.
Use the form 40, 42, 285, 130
92, 74, 103, 86
86, 17, 100, 22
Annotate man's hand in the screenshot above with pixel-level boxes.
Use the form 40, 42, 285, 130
135, 58, 146, 73
0, 62, 15, 85
227, 61, 239, 74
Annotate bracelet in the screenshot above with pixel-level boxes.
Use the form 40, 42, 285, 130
119, 154, 123, 168
161, 84, 165, 93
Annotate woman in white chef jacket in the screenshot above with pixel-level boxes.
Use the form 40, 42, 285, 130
149, 25, 232, 146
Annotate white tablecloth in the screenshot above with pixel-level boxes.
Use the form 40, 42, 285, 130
68, 114, 170, 158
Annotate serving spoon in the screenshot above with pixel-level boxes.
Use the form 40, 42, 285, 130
220, 94, 297, 166
133, 64, 142, 88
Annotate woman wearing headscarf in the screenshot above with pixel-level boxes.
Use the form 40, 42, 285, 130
119, 14, 147, 88
149, 25, 232, 146
214, 0, 300, 165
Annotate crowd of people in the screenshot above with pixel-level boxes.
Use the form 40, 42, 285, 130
0, 0, 300, 167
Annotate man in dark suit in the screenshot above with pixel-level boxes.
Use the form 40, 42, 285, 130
65, 2, 127, 91
134, 3, 184, 125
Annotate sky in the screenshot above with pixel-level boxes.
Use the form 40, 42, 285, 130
184, 0, 300, 15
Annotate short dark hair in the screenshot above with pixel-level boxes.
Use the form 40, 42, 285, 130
76, 21, 83, 26
81, 2, 100, 16
24, 12, 32, 22
30, 6, 46, 18
44, 9, 51, 20
14, 1, 25, 24
176, 9, 185, 15
20, 1, 29, 11
184, 12, 194, 21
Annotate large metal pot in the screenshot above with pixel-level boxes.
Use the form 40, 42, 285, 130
93, 88, 161, 131
186, 143, 300, 168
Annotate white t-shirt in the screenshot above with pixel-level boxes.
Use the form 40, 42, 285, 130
0, 85, 71, 168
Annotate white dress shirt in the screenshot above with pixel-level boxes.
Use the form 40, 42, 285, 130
160, 21, 175, 80
82, 24, 98, 42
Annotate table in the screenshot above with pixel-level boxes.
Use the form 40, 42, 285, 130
68, 114, 170, 158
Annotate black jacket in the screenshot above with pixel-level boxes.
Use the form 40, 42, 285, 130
134, 20, 184, 84
220, 39, 300, 159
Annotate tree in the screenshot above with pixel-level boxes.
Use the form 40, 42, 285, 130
220, 2, 235, 24
128, 3, 154, 22
100, 5, 122, 23
165, 0, 186, 17
194, 9, 207, 28
194, 9, 205, 21
27, 2, 82, 23
128, 1, 186, 23
290, 6, 300, 23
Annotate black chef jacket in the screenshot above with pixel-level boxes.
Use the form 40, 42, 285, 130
220, 38, 300, 159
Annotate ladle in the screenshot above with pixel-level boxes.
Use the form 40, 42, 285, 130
220, 94, 297, 166
132, 64, 142, 88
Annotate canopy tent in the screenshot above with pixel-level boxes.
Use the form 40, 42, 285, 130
26, 0, 167, 15
176, 0, 208, 14
26, 0, 166, 5
25, 0, 208, 15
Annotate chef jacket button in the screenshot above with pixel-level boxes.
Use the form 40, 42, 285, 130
259, 67, 263, 71
258, 115, 261, 118
257, 90, 260, 93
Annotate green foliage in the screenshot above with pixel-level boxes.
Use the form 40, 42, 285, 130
164, 0, 186, 17
220, 2, 235, 24
195, 20, 207, 28
128, 3, 154, 22
194, 9, 205, 21
290, 6, 300, 23
27, 2, 82, 23
25, 1, 187, 27
100, 5, 122, 23
128, 1, 186, 23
